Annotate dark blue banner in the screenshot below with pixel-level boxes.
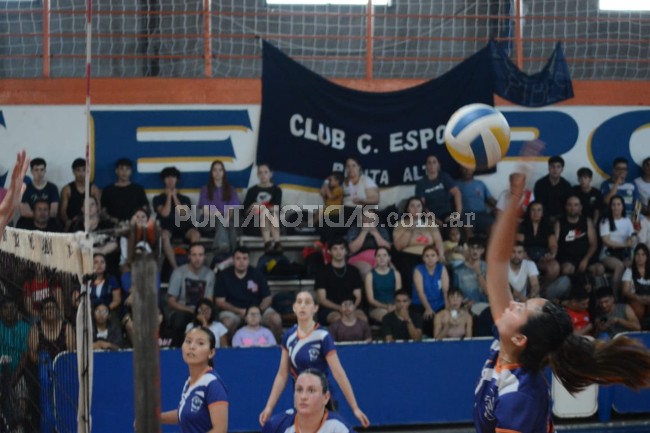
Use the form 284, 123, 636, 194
257, 41, 495, 188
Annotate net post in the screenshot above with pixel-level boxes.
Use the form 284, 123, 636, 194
132, 253, 161, 433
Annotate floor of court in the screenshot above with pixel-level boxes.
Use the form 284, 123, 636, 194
361, 414, 650, 433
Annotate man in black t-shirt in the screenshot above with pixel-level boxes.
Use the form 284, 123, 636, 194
215, 246, 282, 339
19, 157, 60, 223
153, 167, 201, 269
315, 238, 368, 324
533, 155, 572, 223
16, 199, 61, 232
101, 158, 149, 222
381, 290, 423, 342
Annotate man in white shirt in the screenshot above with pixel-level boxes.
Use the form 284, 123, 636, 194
508, 242, 540, 301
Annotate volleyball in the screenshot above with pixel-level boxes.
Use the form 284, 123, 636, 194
444, 103, 511, 171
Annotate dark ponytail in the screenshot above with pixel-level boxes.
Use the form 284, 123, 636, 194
551, 335, 650, 394
520, 301, 650, 394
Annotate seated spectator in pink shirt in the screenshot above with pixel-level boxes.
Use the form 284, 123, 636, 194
231, 305, 277, 348
328, 294, 372, 343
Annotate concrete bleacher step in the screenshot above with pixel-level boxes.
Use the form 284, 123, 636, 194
268, 278, 315, 294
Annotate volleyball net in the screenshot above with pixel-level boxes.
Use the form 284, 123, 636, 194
1, 0, 649, 80
0, 228, 93, 433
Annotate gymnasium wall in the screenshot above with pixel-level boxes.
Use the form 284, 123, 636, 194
52, 332, 650, 433
1, 79, 649, 207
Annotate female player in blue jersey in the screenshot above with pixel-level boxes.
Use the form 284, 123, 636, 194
476, 167, 650, 433
262, 369, 354, 433
161, 326, 228, 433
259, 289, 369, 428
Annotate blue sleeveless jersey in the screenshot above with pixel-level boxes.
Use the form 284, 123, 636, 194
262, 408, 353, 433
473, 338, 554, 433
178, 369, 228, 433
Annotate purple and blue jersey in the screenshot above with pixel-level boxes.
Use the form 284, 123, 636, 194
262, 409, 353, 433
177, 369, 228, 433
283, 324, 336, 379
474, 338, 554, 433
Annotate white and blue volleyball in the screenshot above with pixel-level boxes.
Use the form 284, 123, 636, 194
444, 103, 511, 170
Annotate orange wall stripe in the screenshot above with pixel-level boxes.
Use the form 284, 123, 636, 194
0, 78, 648, 106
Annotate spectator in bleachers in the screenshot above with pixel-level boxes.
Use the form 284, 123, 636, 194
516, 201, 560, 286
72, 253, 121, 322
19, 157, 59, 222
415, 155, 462, 225
412, 245, 449, 336
318, 170, 344, 221
59, 158, 101, 232
621, 243, 650, 327
118, 208, 157, 272
381, 289, 422, 342
594, 286, 640, 339
415, 155, 463, 224
443, 226, 467, 268
345, 208, 391, 278
231, 305, 277, 348
101, 158, 149, 223
434, 287, 472, 339
634, 157, 650, 212
638, 214, 650, 247
16, 198, 61, 232
328, 294, 372, 343
571, 167, 602, 224
533, 155, 572, 223
0, 296, 30, 431
508, 242, 540, 301
154, 166, 201, 269
198, 160, 240, 255
26, 297, 75, 432
456, 166, 496, 237
564, 286, 593, 336
554, 195, 604, 277
392, 196, 445, 290
244, 164, 282, 253
72, 195, 121, 276
364, 247, 402, 323
452, 237, 488, 316
495, 173, 534, 220
315, 238, 367, 325
215, 246, 282, 339
167, 243, 215, 346
22, 267, 63, 322
92, 302, 123, 350
601, 157, 641, 217
320, 157, 379, 244
342, 156, 379, 210
185, 299, 228, 348
599, 195, 636, 295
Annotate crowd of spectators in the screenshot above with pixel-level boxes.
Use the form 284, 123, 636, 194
2, 152, 650, 430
